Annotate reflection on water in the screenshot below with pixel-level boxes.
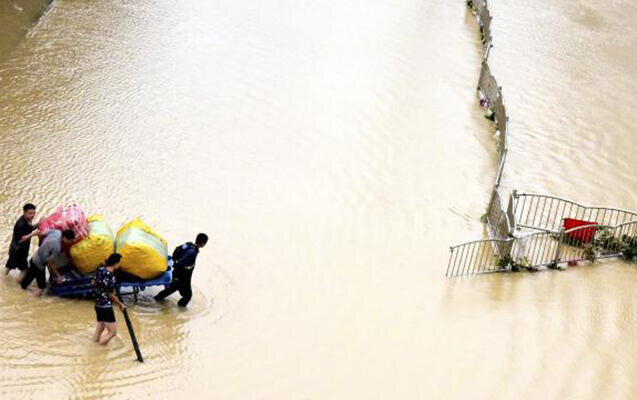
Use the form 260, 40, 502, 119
0, 0, 635, 398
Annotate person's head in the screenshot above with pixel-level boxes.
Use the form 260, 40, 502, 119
61, 229, 76, 244
22, 203, 36, 221
195, 233, 209, 248
105, 253, 122, 270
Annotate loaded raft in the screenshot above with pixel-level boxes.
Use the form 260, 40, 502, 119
50, 258, 173, 301
37, 206, 173, 300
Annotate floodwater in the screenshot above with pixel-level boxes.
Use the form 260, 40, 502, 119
0, 0, 634, 398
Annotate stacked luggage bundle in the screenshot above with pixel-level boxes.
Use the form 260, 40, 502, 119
38, 205, 172, 298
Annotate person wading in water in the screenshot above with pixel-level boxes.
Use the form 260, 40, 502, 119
20, 229, 75, 296
92, 253, 126, 345
5, 203, 39, 279
154, 233, 208, 307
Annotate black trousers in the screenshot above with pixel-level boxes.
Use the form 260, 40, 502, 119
20, 261, 46, 290
155, 276, 192, 307
5, 249, 29, 271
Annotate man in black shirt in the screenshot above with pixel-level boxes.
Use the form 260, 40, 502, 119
5, 203, 39, 279
155, 233, 208, 307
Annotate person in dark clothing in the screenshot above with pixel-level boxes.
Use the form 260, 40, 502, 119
5, 204, 39, 279
92, 253, 126, 345
154, 233, 208, 307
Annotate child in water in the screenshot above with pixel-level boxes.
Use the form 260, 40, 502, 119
92, 253, 126, 345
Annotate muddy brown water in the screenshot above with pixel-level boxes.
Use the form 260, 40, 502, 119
0, 1, 635, 398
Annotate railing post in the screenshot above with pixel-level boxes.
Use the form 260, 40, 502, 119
507, 192, 516, 235
446, 247, 453, 277
553, 228, 565, 269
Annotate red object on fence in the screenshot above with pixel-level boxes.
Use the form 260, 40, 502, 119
38, 205, 89, 243
563, 218, 598, 244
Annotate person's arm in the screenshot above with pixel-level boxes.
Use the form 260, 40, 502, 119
109, 292, 126, 311
47, 261, 63, 284
18, 229, 39, 244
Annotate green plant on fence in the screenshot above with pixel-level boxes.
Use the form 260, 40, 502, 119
583, 243, 597, 263
591, 227, 621, 255
619, 234, 637, 261
587, 228, 636, 261
495, 254, 512, 269
493, 254, 531, 271
511, 256, 530, 270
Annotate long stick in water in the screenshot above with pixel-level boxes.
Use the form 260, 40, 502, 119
122, 308, 144, 363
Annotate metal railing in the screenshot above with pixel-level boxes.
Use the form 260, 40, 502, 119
449, 220, 637, 277
510, 231, 560, 269
467, 0, 492, 59
556, 221, 637, 264
446, 238, 512, 277
477, 64, 508, 190
486, 189, 511, 239
493, 93, 507, 151
470, 0, 509, 195
447, 0, 636, 278
478, 61, 499, 103
511, 192, 637, 233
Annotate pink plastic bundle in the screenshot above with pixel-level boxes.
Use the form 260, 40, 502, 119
38, 205, 89, 242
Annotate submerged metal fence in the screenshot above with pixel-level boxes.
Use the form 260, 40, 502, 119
486, 189, 507, 238
447, 218, 637, 277
511, 192, 637, 233
557, 221, 637, 263
447, 1, 636, 278
477, 61, 508, 188
478, 61, 498, 102
467, 0, 492, 58
446, 0, 514, 278
446, 238, 511, 277
510, 231, 560, 269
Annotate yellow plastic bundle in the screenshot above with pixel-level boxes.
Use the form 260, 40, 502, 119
69, 215, 115, 274
115, 218, 168, 279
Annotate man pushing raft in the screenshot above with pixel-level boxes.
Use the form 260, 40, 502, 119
155, 233, 208, 307
20, 229, 76, 296
4, 204, 39, 279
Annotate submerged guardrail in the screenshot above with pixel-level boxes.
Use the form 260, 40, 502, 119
446, 1, 637, 277
511, 192, 637, 233
447, 217, 637, 277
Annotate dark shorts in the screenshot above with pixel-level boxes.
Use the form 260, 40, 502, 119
95, 306, 116, 323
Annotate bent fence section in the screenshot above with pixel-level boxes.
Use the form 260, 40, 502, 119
511, 192, 637, 233
446, 238, 512, 277
510, 231, 561, 269
557, 221, 637, 264
448, 0, 636, 278
467, 0, 492, 58
449, 220, 637, 277
477, 61, 508, 189
478, 61, 498, 103
486, 189, 514, 257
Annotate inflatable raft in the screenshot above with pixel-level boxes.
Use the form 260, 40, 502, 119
50, 257, 174, 301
